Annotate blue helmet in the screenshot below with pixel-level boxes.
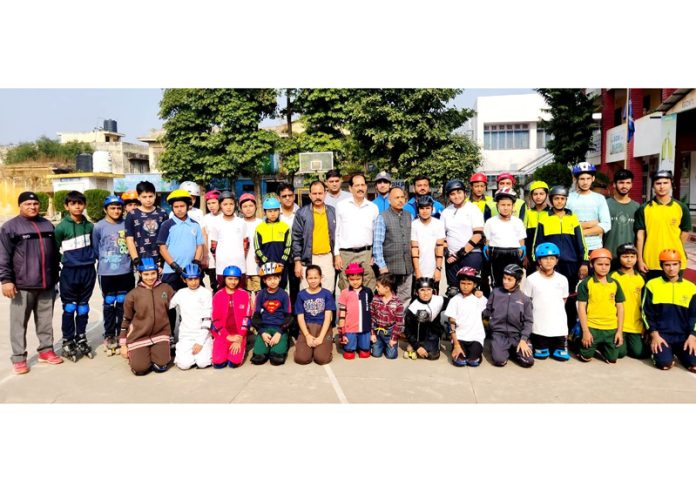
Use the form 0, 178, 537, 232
138, 257, 158, 272
103, 195, 124, 208
263, 197, 281, 210
222, 265, 242, 278
535, 242, 560, 259
572, 162, 596, 176
182, 263, 201, 279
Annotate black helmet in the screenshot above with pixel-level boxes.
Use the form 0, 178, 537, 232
616, 243, 638, 256
219, 190, 236, 202
652, 169, 673, 181
414, 277, 435, 290
416, 195, 435, 208
502, 264, 524, 281
548, 185, 569, 197
445, 179, 466, 195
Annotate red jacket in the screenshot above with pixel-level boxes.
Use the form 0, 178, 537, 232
211, 288, 253, 338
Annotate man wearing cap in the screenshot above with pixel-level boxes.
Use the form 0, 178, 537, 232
0, 191, 63, 374
372, 171, 392, 214
404, 175, 445, 220
635, 170, 691, 281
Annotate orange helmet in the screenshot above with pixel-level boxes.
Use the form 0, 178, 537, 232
659, 249, 682, 262
589, 248, 612, 262
121, 190, 139, 203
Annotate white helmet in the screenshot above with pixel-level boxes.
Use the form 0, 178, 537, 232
179, 181, 200, 196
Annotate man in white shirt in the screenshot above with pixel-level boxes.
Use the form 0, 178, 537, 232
334, 173, 379, 290
207, 191, 247, 288
324, 169, 352, 209
410, 195, 445, 292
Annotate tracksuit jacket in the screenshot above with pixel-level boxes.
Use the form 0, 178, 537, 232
54, 215, 97, 266
291, 204, 337, 265
0, 215, 59, 290
642, 275, 696, 343
483, 286, 534, 341
254, 219, 292, 265
532, 209, 588, 264
120, 280, 175, 350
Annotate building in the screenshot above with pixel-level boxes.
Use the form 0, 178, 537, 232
137, 129, 165, 172
471, 93, 553, 191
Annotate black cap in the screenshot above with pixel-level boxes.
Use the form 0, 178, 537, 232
18, 191, 39, 205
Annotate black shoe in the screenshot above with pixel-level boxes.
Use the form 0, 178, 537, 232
250, 354, 268, 365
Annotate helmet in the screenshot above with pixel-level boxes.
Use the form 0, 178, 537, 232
344, 262, 364, 275
535, 242, 560, 259
496, 172, 516, 185
166, 189, 192, 206
548, 185, 569, 197
502, 264, 524, 281
528, 180, 549, 192
616, 243, 638, 256
258, 262, 283, 277
218, 190, 235, 202
494, 187, 517, 202
182, 263, 201, 279
414, 277, 435, 290
456, 266, 480, 282
222, 265, 242, 278
121, 190, 139, 203
659, 249, 681, 262
469, 172, 487, 184
138, 257, 158, 272
445, 179, 466, 195
652, 169, 673, 181
416, 195, 435, 208
239, 192, 256, 205
262, 197, 281, 210
589, 248, 612, 263
179, 181, 200, 196
572, 162, 596, 176
204, 189, 221, 201
103, 195, 124, 208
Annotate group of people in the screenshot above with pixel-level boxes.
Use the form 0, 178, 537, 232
1, 163, 695, 377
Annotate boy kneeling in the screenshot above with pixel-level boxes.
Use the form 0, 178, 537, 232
404, 277, 445, 360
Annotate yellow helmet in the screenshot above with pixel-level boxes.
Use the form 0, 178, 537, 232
166, 189, 192, 205
529, 180, 549, 192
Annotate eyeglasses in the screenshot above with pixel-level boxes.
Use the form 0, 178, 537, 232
280, 194, 294, 198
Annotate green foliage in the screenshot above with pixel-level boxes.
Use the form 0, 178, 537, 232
537, 89, 596, 166
84, 189, 111, 222
5, 136, 92, 164
407, 133, 481, 188
35, 192, 50, 215
53, 190, 70, 218
532, 162, 573, 189
158, 89, 279, 184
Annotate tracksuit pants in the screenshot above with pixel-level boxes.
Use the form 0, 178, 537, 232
99, 273, 135, 339
490, 332, 534, 367
9, 289, 56, 363
59, 265, 97, 341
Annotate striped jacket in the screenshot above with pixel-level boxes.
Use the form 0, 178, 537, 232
54, 215, 97, 267
254, 219, 292, 265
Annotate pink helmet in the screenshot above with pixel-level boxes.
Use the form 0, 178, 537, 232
239, 192, 256, 205
344, 262, 364, 275
496, 172, 516, 185
204, 189, 221, 201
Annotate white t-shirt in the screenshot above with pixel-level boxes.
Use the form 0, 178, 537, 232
483, 215, 526, 248
521, 271, 569, 337
443, 293, 487, 344
440, 202, 484, 252
410, 218, 446, 278
201, 212, 219, 269
244, 217, 263, 275
207, 214, 247, 275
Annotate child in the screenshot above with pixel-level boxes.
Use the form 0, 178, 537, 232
55, 190, 98, 362
576, 248, 625, 363
404, 277, 445, 360
208, 191, 248, 288
254, 196, 292, 289
370, 273, 405, 359
169, 264, 213, 370
125, 180, 169, 269
611, 243, 647, 359
201, 189, 221, 291
643, 249, 696, 372
120, 257, 174, 375
337, 262, 373, 360
523, 181, 549, 274
522, 242, 570, 361
239, 193, 262, 294
250, 262, 293, 365
483, 264, 534, 367
483, 187, 526, 288
410, 196, 446, 293
294, 265, 336, 365
93, 195, 135, 356
120, 190, 140, 216
444, 266, 487, 367
210, 265, 253, 368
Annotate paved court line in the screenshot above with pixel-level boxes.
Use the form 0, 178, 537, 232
323, 364, 348, 404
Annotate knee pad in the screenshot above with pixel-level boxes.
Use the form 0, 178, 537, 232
63, 302, 77, 314
152, 362, 169, 373
269, 353, 287, 366
116, 292, 127, 304
77, 303, 89, 316
104, 293, 117, 304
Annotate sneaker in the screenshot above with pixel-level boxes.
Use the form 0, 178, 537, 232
13, 360, 29, 374
38, 350, 63, 365
342, 351, 356, 360
357, 350, 371, 359
403, 350, 417, 360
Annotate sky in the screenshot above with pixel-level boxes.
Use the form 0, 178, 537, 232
0, 88, 534, 146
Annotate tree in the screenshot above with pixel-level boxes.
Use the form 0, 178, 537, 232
5, 136, 92, 164
533, 162, 573, 189
407, 133, 481, 190
537, 89, 596, 167
158, 89, 278, 198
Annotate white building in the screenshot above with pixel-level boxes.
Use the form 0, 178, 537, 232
470, 93, 553, 188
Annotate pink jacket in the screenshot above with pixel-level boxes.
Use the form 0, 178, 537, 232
211, 288, 253, 338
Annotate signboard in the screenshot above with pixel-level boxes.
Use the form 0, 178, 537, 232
659, 113, 677, 172
113, 173, 179, 193
605, 124, 626, 163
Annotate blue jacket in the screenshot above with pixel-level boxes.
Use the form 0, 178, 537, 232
642, 276, 696, 342
404, 195, 444, 220
291, 204, 336, 265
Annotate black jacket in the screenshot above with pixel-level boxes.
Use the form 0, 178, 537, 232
404, 296, 445, 348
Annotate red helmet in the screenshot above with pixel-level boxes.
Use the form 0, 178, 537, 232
469, 172, 487, 184
496, 172, 516, 185
239, 192, 256, 205
204, 189, 220, 201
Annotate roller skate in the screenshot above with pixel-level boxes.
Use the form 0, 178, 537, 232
76, 336, 94, 359
103, 336, 120, 356
62, 339, 80, 363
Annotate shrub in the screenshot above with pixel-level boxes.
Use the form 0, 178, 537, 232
53, 190, 70, 218
84, 189, 112, 222
532, 162, 573, 189
35, 192, 50, 215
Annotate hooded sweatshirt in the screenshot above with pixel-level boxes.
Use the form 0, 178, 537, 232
54, 214, 97, 267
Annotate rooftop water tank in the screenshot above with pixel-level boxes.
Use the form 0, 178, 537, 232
103, 119, 118, 133
76, 153, 93, 172
92, 151, 113, 173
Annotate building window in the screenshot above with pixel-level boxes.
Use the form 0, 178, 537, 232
484, 123, 529, 150
536, 127, 553, 149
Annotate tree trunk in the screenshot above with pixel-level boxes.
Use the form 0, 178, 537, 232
286, 91, 293, 137
253, 174, 263, 218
